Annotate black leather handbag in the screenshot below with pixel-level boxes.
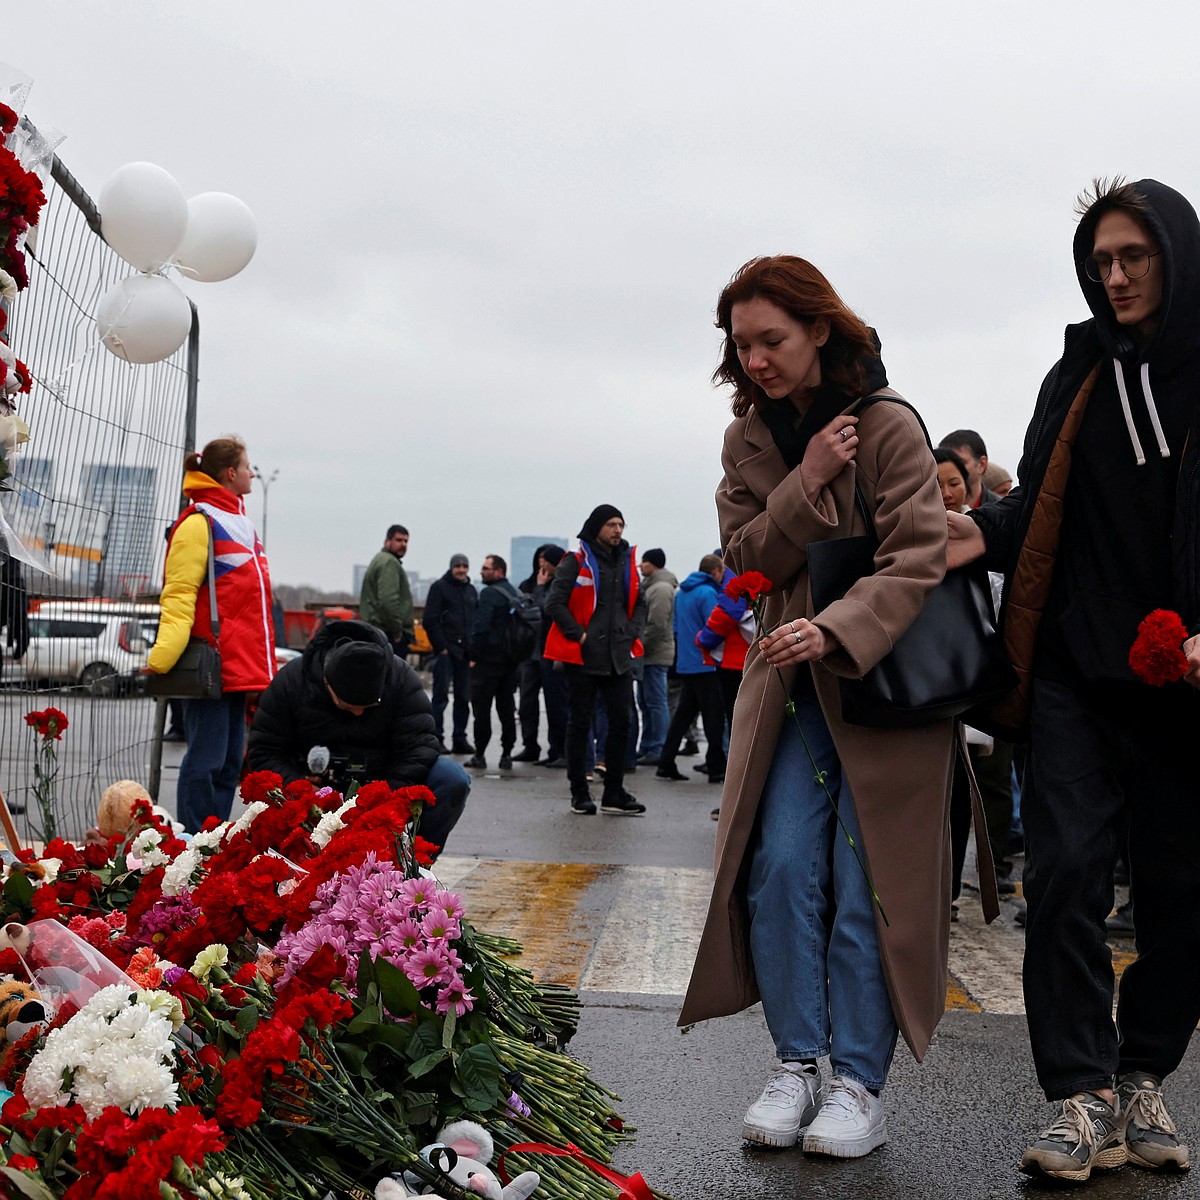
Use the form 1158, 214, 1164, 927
144, 516, 223, 701
807, 412, 1015, 728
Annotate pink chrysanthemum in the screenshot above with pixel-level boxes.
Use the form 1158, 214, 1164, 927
435, 974, 475, 1016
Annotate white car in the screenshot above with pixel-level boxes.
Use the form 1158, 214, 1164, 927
23, 601, 159, 696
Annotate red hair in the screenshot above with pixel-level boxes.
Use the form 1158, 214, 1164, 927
713, 256, 877, 417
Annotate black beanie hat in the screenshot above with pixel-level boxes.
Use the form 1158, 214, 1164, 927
578, 504, 624, 543
641, 548, 665, 569
323, 640, 388, 706
540, 544, 566, 567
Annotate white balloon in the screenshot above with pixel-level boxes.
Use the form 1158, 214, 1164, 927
95, 274, 192, 364
98, 162, 189, 272
174, 192, 257, 282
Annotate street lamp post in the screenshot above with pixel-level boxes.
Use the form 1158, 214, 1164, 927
252, 465, 279, 548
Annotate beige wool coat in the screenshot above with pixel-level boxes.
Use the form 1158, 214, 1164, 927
678, 395, 957, 1061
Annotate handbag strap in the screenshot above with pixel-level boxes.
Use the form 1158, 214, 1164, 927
200, 513, 220, 641
847, 388, 934, 542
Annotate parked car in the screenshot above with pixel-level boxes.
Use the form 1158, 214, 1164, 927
23, 601, 159, 696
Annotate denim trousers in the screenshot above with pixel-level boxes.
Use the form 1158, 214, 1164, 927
747, 694, 898, 1091
1023, 676, 1200, 1099
178, 693, 246, 833
430, 652, 471, 742
637, 664, 670, 758
416, 756, 471, 858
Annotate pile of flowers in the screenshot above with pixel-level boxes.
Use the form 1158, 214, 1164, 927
0, 772, 659, 1200
0, 100, 42, 493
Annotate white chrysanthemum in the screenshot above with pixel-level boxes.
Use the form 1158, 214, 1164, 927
161, 846, 200, 896
190, 943, 229, 982
231, 801, 269, 835
196, 1173, 252, 1200
22, 1037, 73, 1109
97, 1054, 179, 1116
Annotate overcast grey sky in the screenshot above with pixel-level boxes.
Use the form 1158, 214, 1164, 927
7, 1, 1200, 586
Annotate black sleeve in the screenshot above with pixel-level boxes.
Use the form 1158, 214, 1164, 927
246, 663, 308, 782
546, 554, 583, 640
423, 581, 447, 653
383, 662, 441, 785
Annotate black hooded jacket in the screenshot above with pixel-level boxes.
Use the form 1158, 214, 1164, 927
973, 179, 1200, 686
247, 619, 439, 788
423, 569, 478, 658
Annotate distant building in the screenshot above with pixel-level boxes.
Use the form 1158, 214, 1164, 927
510, 535, 568, 579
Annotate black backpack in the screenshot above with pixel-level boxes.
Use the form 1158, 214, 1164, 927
500, 592, 542, 663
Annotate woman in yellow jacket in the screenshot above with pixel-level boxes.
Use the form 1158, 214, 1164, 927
147, 436, 275, 831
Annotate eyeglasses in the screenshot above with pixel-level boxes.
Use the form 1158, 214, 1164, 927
1084, 250, 1161, 282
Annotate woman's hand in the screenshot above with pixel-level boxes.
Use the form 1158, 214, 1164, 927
946, 510, 986, 569
760, 617, 830, 666
799, 415, 858, 500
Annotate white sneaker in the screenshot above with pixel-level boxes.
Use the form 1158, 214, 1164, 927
802, 1076, 887, 1158
741, 1062, 824, 1148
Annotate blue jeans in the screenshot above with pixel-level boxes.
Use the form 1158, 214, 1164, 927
415, 756, 471, 858
747, 695, 897, 1092
178, 693, 247, 833
431, 652, 471, 742
637, 664, 669, 759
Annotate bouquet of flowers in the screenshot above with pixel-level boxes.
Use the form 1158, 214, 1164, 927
0, 773, 664, 1200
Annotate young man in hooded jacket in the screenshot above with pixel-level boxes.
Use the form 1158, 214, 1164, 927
949, 178, 1200, 1181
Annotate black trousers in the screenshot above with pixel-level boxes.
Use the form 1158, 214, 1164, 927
470, 663, 518, 757
660, 671, 727, 775
517, 658, 542, 750
565, 667, 632, 797
1023, 676, 1200, 1099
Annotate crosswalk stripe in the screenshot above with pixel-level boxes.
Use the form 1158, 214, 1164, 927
436, 857, 1139, 1017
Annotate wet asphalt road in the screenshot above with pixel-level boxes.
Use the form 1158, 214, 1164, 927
151, 739, 1200, 1199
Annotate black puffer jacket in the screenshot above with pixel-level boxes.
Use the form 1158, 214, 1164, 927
247, 620, 439, 787
423, 570, 478, 658
974, 178, 1200, 693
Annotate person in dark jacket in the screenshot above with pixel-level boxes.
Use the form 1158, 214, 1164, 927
422, 553, 478, 754
512, 544, 555, 763
532, 544, 569, 767
466, 554, 521, 771
949, 178, 1200, 1180
246, 619, 470, 857
544, 504, 647, 816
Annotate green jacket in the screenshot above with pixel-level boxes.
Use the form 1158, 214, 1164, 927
359, 549, 413, 642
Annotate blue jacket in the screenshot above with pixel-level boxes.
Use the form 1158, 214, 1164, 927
673, 571, 722, 674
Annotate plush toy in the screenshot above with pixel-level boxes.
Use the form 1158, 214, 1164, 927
0, 978, 46, 1042
375, 1120, 539, 1200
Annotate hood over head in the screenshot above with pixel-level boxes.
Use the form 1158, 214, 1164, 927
1073, 178, 1200, 366
304, 619, 391, 688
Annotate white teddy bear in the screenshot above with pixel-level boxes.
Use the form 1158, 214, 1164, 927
375, 1119, 539, 1200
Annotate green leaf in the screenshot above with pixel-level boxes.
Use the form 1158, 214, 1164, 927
3, 870, 34, 910
406, 1018, 443, 1063
409, 1048, 449, 1078
0, 1166, 59, 1200
346, 1001, 383, 1035
453, 1043, 502, 1106
234, 1004, 260, 1035
375, 956, 423, 1017
441, 1009, 456, 1050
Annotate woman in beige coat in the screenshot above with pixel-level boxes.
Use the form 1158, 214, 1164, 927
678, 256, 955, 1160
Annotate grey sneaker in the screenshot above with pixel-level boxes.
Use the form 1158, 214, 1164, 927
801, 1076, 887, 1158
1117, 1072, 1190, 1171
742, 1062, 824, 1148
1020, 1092, 1127, 1182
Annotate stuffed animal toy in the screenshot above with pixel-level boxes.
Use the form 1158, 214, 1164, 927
0, 978, 46, 1043
375, 1120, 539, 1200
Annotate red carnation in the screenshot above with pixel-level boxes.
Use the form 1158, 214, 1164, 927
725, 571, 772, 603
23, 706, 69, 740
1129, 609, 1191, 686
0, 104, 17, 135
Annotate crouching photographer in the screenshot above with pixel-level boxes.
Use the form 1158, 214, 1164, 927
246, 619, 470, 858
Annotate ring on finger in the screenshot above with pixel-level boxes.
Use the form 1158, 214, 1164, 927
840, 427, 851, 442
793, 631, 803, 644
